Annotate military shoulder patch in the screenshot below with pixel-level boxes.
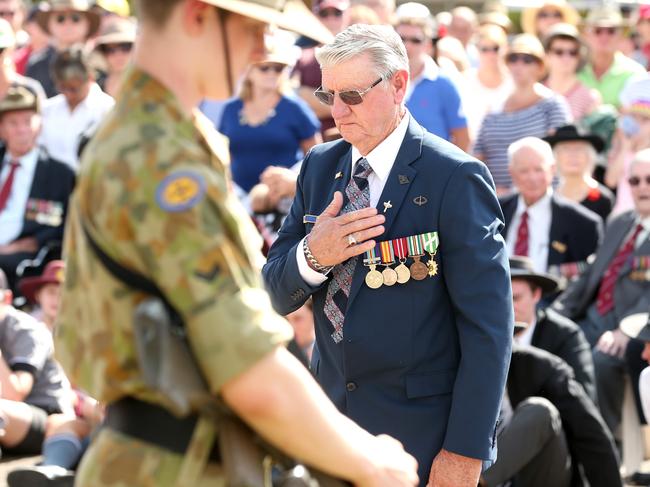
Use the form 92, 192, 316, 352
156, 171, 206, 212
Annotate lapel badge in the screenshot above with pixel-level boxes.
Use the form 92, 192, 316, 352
398, 174, 410, 185
413, 195, 428, 207
383, 201, 392, 213
335, 171, 343, 179
303, 214, 318, 224
551, 240, 567, 254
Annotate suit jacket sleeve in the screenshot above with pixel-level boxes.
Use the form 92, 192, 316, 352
438, 160, 513, 462
263, 151, 329, 316
553, 323, 597, 405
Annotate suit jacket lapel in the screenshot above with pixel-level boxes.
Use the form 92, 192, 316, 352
547, 198, 562, 266
501, 197, 516, 237
589, 214, 635, 290
324, 146, 353, 213
346, 117, 422, 308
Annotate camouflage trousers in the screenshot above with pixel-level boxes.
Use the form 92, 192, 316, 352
75, 428, 226, 487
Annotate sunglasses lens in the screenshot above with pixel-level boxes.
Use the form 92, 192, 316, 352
314, 90, 334, 106
56, 14, 66, 23
339, 91, 363, 105
629, 176, 641, 186
71, 13, 81, 23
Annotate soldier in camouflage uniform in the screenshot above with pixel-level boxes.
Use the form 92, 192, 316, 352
54, 1, 419, 486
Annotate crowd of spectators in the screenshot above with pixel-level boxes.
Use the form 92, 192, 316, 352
1, 0, 650, 486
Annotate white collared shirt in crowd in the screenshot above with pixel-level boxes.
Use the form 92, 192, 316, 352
0, 148, 39, 245
506, 190, 553, 274
296, 111, 411, 286
634, 216, 650, 248
514, 319, 537, 347
39, 83, 115, 171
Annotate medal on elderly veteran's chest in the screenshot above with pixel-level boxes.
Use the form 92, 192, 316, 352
631, 256, 650, 281
407, 234, 428, 281
364, 245, 383, 289
392, 237, 411, 284
422, 232, 440, 277
379, 241, 398, 286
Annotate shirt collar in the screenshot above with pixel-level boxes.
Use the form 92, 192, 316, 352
516, 188, 553, 215
411, 56, 439, 86
4, 147, 39, 171
351, 111, 410, 184
637, 215, 650, 231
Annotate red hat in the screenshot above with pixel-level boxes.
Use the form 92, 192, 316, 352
638, 5, 650, 22
19, 260, 65, 304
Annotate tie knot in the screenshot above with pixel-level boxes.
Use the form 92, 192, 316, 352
354, 158, 373, 179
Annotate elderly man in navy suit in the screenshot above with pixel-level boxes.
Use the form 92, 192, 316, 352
263, 24, 513, 487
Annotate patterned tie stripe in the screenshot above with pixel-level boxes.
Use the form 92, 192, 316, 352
0, 160, 21, 212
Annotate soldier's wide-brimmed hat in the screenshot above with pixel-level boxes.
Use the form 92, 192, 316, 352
95, 17, 136, 46
509, 256, 560, 296
199, 0, 333, 45
521, 0, 580, 36
36, 0, 101, 38
621, 311, 650, 342
18, 260, 65, 304
0, 85, 39, 116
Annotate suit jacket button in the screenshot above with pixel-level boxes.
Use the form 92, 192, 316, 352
346, 382, 357, 392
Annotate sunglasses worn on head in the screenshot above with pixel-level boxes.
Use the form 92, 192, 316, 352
257, 63, 285, 73
102, 43, 133, 56
318, 8, 343, 18
479, 45, 500, 53
537, 10, 563, 20
594, 26, 618, 36
549, 47, 579, 57
314, 77, 383, 106
628, 175, 650, 187
400, 35, 425, 45
506, 53, 538, 65
55, 12, 82, 24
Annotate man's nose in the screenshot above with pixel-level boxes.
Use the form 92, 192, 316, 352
331, 94, 350, 119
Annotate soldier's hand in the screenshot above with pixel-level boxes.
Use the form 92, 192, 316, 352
306, 191, 385, 268
355, 434, 418, 487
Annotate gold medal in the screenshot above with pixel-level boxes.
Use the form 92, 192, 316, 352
365, 265, 384, 289
410, 256, 428, 281
395, 262, 410, 284
382, 266, 398, 286
427, 258, 438, 277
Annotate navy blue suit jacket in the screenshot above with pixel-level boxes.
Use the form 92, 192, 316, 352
263, 118, 513, 483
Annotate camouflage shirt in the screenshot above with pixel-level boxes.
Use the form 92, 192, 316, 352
55, 67, 292, 485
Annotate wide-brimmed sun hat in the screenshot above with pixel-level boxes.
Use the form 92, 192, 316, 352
36, 0, 101, 38
521, 0, 580, 36
18, 260, 65, 304
509, 256, 560, 296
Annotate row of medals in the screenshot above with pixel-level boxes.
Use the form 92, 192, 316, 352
365, 253, 438, 289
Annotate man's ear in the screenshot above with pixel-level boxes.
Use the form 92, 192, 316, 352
392, 69, 409, 104
181, 0, 212, 36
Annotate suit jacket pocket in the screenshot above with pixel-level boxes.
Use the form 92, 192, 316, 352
406, 369, 456, 399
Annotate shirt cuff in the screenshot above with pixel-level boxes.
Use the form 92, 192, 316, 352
296, 237, 329, 286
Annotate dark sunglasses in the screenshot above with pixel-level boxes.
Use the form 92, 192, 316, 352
537, 10, 562, 20
400, 35, 425, 45
506, 53, 539, 65
314, 77, 383, 106
549, 47, 579, 58
0, 10, 15, 18
594, 26, 618, 36
478, 45, 500, 53
318, 8, 343, 18
55, 12, 83, 24
101, 42, 133, 56
628, 175, 650, 187
257, 63, 285, 73
0, 47, 6, 57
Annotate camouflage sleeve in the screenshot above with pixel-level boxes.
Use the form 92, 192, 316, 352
127, 161, 292, 394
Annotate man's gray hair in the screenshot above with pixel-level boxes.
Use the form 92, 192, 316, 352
508, 137, 555, 167
315, 24, 409, 81
631, 148, 650, 171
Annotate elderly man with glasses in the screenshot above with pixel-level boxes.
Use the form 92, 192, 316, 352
264, 23, 513, 487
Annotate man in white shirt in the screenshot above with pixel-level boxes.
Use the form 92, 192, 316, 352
39, 46, 114, 171
500, 136, 602, 274
554, 148, 650, 439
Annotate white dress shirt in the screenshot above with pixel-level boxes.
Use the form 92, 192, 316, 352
0, 148, 39, 245
514, 319, 537, 347
40, 83, 114, 171
634, 217, 650, 249
506, 190, 553, 273
296, 112, 411, 286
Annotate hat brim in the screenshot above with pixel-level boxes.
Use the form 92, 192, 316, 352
201, 0, 333, 45
521, 3, 580, 35
543, 133, 605, 153
95, 32, 136, 46
510, 270, 560, 296
18, 276, 60, 304
621, 312, 650, 342
35, 9, 101, 38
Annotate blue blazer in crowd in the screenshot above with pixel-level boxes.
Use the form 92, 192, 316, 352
262, 117, 513, 484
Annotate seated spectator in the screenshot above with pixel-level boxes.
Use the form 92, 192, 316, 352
219, 36, 320, 194
0, 17, 46, 104
18, 259, 63, 332
286, 300, 316, 368
94, 17, 135, 98
463, 23, 512, 141
480, 344, 621, 487
474, 34, 571, 194
39, 46, 114, 171
13, 5, 50, 76
578, 5, 646, 109
500, 137, 602, 275
607, 77, 650, 216
520, 0, 580, 39
544, 23, 601, 122
553, 148, 650, 439
0, 268, 74, 458
28, 0, 100, 98
510, 255, 596, 403
0, 86, 75, 292
395, 3, 469, 151
545, 124, 614, 222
